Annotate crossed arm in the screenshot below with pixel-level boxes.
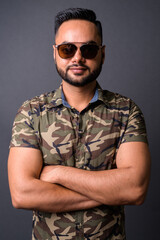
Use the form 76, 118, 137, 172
8, 142, 150, 213
8, 147, 100, 213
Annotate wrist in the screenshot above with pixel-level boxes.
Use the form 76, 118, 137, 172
56, 165, 67, 184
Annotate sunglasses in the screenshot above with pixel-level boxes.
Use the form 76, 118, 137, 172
54, 42, 103, 59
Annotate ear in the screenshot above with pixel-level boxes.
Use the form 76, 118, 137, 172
53, 45, 56, 60
101, 45, 105, 64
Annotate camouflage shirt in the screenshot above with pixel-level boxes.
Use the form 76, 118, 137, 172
10, 83, 148, 240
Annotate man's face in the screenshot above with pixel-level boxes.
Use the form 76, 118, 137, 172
53, 19, 105, 87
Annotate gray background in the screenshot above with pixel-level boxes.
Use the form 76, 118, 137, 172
0, 0, 159, 239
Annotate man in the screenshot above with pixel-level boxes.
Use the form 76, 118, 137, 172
8, 8, 150, 240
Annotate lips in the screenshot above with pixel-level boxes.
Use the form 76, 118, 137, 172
68, 66, 88, 74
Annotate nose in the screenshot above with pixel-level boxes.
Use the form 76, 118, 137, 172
71, 47, 85, 63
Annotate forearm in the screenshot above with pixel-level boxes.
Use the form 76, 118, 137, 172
11, 177, 101, 213
43, 164, 149, 206
45, 142, 150, 206
52, 167, 139, 205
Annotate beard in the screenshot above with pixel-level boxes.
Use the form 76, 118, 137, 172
55, 60, 103, 87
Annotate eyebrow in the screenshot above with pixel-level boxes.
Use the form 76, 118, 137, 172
55, 40, 98, 45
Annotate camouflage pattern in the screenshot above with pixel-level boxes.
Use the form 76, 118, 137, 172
10, 83, 148, 240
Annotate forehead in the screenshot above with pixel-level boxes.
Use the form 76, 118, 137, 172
55, 19, 101, 44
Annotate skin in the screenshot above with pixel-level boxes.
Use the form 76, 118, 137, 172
8, 19, 151, 213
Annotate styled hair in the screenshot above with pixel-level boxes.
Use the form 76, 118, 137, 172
55, 8, 103, 43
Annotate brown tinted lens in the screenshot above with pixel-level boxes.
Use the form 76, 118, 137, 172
81, 44, 99, 59
58, 44, 77, 59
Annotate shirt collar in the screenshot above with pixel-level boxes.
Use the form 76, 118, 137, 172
61, 85, 99, 108
46, 82, 110, 109
46, 85, 63, 109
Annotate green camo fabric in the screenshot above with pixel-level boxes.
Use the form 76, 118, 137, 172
10, 83, 148, 240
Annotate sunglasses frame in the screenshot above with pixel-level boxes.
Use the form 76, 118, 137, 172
54, 42, 103, 59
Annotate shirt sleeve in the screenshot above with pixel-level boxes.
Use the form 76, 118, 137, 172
10, 101, 40, 149
121, 100, 148, 144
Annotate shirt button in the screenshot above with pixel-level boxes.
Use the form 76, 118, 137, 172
76, 223, 83, 229
78, 129, 84, 138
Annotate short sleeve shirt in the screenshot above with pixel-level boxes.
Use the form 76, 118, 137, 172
10, 83, 148, 240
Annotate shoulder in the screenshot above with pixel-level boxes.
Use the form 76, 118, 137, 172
101, 89, 135, 110
17, 90, 58, 117
21, 90, 56, 108
100, 89, 145, 123
101, 90, 147, 143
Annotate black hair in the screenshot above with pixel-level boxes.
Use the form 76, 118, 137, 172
55, 8, 103, 43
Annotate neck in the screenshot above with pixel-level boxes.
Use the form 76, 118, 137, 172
62, 80, 97, 112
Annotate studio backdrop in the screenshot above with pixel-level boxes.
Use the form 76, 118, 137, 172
0, 0, 160, 239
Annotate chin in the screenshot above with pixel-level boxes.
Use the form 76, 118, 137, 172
63, 76, 96, 87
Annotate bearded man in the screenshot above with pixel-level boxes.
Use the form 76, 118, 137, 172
8, 8, 150, 240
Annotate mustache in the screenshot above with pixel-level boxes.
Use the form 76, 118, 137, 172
66, 64, 90, 71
